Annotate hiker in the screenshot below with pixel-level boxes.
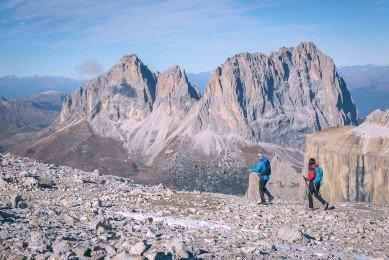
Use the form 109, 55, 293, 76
304, 158, 329, 210
251, 153, 274, 204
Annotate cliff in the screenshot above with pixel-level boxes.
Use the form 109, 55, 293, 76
302, 109, 389, 205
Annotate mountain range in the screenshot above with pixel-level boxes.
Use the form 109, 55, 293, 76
1, 65, 387, 118
0, 75, 84, 99
9, 42, 358, 197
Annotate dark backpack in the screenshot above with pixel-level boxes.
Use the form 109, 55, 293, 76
260, 158, 271, 176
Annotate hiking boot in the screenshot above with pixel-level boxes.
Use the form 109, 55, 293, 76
324, 202, 329, 210
268, 195, 274, 203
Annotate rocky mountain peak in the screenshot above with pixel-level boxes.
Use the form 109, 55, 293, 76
187, 42, 358, 150
105, 53, 156, 88
115, 53, 143, 68
295, 41, 319, 53
155, 66, 200, 105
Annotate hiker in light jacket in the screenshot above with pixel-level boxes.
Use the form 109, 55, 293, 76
304, 158, 329, 210
251, 153, 274, 204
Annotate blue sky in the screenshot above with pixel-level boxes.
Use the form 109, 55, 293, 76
0, 0, 388, 79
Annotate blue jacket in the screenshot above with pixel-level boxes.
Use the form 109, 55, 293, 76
251, 158, 270, 181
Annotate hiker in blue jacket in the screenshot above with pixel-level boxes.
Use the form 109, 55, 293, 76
251, 153, 274, 204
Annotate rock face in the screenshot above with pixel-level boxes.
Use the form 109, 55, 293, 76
125, 66, 200, 158
0, 153, 388, 259
14, 42, 357, 196
56, 42, 357, 154
178, 42, 357, 150
302, 109, 389, 205
57, 54, 158, 142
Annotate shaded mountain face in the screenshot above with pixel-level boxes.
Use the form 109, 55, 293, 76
337, 65, 389, 117
15, 42, 358, 195
0, 75, 83, 98
56, 56, 200, 158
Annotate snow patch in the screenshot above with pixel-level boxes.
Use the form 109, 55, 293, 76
117, 211, 232, 230
40, 90, 60, 95
351, 123, 389, 139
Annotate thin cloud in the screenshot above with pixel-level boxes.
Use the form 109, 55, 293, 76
75, 59, 104, 78
0, 0, 278, 48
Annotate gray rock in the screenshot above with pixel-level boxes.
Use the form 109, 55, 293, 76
0, 153, 388, 259
170, 239, 189, 259
111, 252, 140, 260
52, 240, 72, 253
11, 194, 23, 208
23, 177, 38, 187
73, 246, 92, 257
129, 241, 148, 255
277, 227, 303, 243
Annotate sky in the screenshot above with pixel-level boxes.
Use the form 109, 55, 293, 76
0, 0, 388, 79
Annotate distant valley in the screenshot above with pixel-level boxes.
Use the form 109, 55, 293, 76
0, 92, 67, 152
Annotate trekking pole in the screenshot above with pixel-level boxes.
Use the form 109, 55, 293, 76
302, 175, 309, 188
302, 175, 309, 202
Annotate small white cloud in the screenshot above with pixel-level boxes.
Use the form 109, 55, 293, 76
75, 58, 104, 78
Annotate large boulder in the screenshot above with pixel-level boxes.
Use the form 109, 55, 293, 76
302, 109, 389, 205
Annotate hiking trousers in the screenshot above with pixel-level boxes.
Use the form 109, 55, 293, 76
259, 179, 272, 203
308, 181, 327, 208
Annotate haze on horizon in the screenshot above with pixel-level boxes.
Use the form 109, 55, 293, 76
0, 0, 388, 79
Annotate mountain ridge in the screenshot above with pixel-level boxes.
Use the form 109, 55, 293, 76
0, 75, 84, 98
13, 42, 358, 196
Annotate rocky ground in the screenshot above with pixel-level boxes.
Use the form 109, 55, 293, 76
1, 153, 388, 259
